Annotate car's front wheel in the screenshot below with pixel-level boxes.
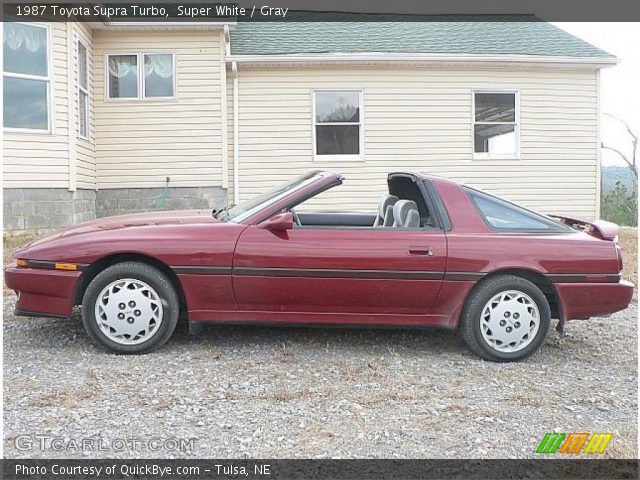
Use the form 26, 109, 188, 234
460, 275, 551, 362
82, 262, 179, 354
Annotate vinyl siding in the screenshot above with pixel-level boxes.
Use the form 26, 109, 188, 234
3, 22, 96, 190
93, 30, 225, 189
3, 23, 70, 188
74, 22, 96, 189
233, 65, 599, 218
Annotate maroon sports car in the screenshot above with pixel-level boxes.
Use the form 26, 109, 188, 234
5, 171, 634, 361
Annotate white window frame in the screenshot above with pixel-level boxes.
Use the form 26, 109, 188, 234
77, 37, 89, 140
3, 22, 53, 134
312, 89, 364, 162
105, 51, 177, 101
472, 89, 520, 160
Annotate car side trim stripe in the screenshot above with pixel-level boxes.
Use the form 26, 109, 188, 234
20, 260, 89, 271
170, 266, 620, 284
443, 272, 485, 281
18, 262, 621, 285
172, 266, 232, 275
547, 273, 620, 283
234, 267, 444, 280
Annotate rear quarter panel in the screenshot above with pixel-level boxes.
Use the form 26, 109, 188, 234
432, 177, 620, 275
431, 176, 625, 325
446, 232, 619, 275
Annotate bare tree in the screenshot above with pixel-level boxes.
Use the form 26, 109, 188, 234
601, 113, 638, 180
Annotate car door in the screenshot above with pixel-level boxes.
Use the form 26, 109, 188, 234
232, 225, 447, 315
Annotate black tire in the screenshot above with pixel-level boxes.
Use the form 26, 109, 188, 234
460, 275, 551, 362
82, 262, 179, 354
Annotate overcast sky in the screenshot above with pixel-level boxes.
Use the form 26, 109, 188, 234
554, 23, 639, 168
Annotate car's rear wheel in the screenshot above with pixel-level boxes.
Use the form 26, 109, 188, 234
460, 275, 551, 362
81, 262, 179, 354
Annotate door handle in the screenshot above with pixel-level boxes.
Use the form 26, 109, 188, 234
408, 246, 434, 256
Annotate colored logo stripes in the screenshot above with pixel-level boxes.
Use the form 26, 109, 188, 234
537, 432, 612, 454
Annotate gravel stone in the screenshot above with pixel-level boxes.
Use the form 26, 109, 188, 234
3, 293, 637, 459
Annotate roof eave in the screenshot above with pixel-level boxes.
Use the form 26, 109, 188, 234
226, 52, 619, 68
90, 20, 235, 30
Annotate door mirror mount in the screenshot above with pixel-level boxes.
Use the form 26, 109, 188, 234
260, 211, 294, 231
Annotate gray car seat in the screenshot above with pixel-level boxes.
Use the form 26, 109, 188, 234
392, 200, 421, 228
373, 195, 399, 227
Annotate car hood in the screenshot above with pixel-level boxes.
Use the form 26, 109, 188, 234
27, 209, 219, 247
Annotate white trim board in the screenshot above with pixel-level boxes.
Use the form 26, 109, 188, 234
226, 52, 619, 68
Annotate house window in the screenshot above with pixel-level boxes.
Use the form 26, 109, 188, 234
144, 53, 175, 98
107, 52, 175, 100
3, 22, 50, 131
314, 90, 362, 159
108, 54, 138, 98
473, 92, 518, 157
78, 40, 89, 139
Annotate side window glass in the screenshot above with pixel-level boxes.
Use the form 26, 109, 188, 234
466, 188, 568, 232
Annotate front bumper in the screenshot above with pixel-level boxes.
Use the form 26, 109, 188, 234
4, 265, 82, 318
556, 279, 635, 321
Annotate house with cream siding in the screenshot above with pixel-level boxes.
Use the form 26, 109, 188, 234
2, 16, 617, 232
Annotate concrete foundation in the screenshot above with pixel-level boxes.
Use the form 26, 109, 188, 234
95, 186, 226, 218
3, 187, 227, 234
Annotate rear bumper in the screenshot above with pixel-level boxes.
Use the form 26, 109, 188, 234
556, 279, 635, 321
4, 266, 81, 318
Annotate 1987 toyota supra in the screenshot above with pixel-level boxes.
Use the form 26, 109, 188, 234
5, 171, 634, 361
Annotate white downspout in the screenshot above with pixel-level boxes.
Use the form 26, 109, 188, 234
232, 61, 239, 206
595, 68, 602, 220
67, 23, 77, 192
219, 26, 229, 191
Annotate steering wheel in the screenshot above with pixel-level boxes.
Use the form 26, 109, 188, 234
291, 208, 301, 227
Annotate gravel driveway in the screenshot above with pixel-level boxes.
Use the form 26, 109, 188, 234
3, 291, 637, 459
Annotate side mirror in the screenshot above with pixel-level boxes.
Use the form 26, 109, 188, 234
260, 211, 293, 231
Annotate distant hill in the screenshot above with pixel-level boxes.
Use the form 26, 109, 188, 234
602, 165, 636, 194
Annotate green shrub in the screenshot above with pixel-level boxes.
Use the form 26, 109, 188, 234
601, 181, 638, 226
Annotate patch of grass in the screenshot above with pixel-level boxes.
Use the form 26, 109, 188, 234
618, 228, 637, 284
274, 342, 295, 363
272, 386, 294, 402
192, 347, 223, 361
340, 367, 358, 382
3, 234, 38, 294
3, 234, 37, 265
29, 380, 98, 408
307, 425, 335, 438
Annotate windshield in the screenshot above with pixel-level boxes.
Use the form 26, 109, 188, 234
219, 172, 322, 223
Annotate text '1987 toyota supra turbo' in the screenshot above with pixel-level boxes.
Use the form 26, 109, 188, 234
5, 171, 634, 361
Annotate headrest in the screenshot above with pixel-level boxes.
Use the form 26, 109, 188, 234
378, 195, 399, 217
393, 200, 419, 227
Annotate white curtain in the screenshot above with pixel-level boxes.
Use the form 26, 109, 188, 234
145, 55, 173, 78
108, 56, 137, 78
4, 23, 44, 52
